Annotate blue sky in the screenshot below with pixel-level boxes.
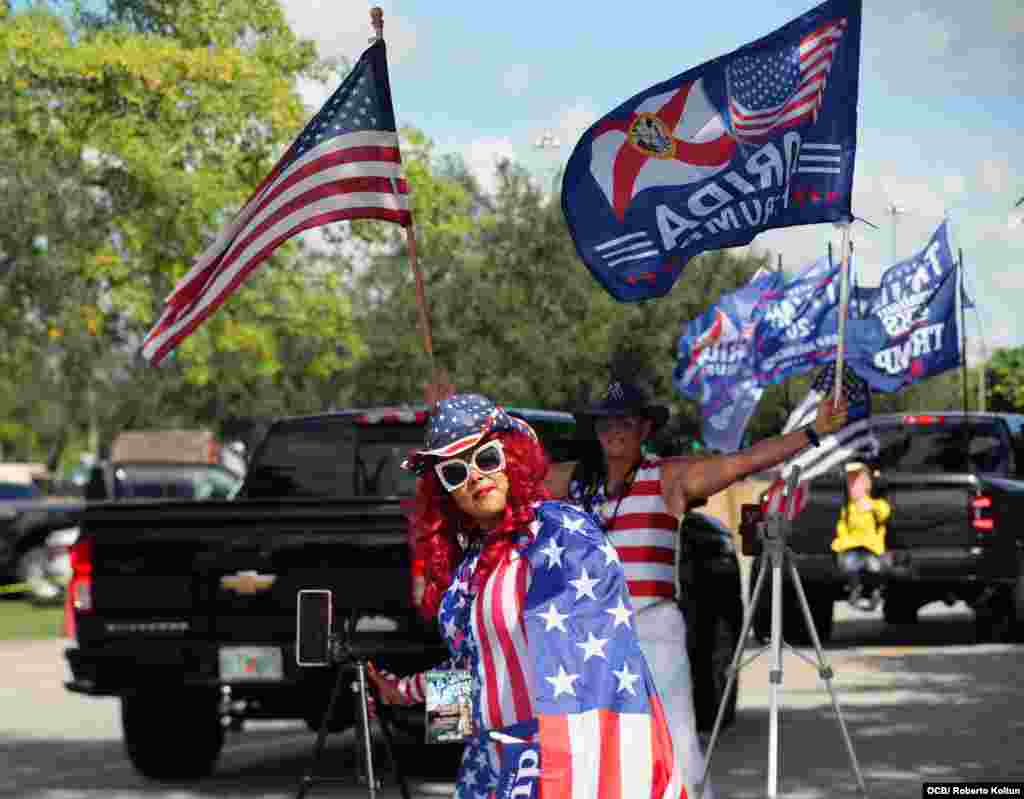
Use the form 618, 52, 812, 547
282, 0, 1023, 361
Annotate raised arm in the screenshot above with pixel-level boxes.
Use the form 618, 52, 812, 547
661, 393, 849, 516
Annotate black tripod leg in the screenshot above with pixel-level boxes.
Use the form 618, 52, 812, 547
295, 665, 349, 799
372, 688, 413, 799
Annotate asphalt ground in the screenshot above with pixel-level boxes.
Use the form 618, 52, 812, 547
2, 600, 1022, 799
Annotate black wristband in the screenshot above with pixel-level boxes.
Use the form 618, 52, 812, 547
804, 426, 821, 448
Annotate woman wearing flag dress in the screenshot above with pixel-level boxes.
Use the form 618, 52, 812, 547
368, 394, 687, 799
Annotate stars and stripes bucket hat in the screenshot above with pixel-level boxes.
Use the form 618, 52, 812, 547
401, 393, 536, 475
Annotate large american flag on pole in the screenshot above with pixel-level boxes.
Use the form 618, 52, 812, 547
140, 39, 410, 365
727, 17, 848, 143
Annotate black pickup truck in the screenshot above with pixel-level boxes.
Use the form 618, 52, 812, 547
750, 412, 1024, 645
64, 406, 582, 780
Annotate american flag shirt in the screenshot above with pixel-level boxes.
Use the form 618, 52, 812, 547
408, 501, 682, 799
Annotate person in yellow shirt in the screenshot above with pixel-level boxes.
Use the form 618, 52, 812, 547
833, 461, 891, 611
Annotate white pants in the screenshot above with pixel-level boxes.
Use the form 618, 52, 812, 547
635, 600, 715, 799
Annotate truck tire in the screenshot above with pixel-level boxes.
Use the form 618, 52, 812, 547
122, 689, 224, 780
883, 594, 918, 625
693, 615, 739, 732
785, 589, 834, 646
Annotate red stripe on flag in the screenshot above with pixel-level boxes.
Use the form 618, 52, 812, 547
475, 572, 504, 731
649, 696, 681, 799
491, 559, 532, 725
597, 709, 623, 799
616, 546, 676, 565
145, 206, 409, 364
607, 512, 680, 531
538, 714, 572, 799
626, 581, 676, 598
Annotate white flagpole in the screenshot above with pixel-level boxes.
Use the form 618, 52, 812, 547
833, 222, 852, 405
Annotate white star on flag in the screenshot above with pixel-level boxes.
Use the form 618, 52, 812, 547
538, 602, 569, 633
463, 769, 478, 788
569, 567, 600, 601
443, 619, 458, 638
561, 514, 586, 534
540, 537, 565, 568
546, 665, 581, 698
605, 597, 632, 628
599, 540, 621, 565
613, 662, 640, 696
576, 632, 610, 661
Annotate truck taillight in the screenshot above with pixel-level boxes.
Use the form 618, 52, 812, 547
971, 494, 994, 533
903, 414, 946, 425
69, 535, 94, 613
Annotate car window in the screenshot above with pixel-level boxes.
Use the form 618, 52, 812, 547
244, 411, 576, 499
874, 420, 1011, 475
0, 482, 38, 500
113, 465, 242, 500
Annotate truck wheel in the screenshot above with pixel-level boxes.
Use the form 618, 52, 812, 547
693, 615, 739, 732
883, 598, 918, 625
784, 589, 833, 646
122, 689, 224, 780
16, 544, 63, 605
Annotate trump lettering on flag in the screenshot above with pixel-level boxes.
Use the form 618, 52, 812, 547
141, 39, 410, 366
562, 0, 861, 302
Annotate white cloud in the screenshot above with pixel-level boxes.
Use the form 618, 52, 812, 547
279, 1, 418, 66
461, 135, 519, 195
501, 64, 531, 96
978, 159, 1008, 196
943, 174, 966, 197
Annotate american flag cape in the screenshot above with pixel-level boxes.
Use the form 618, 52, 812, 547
438, 502, 683, 799
140, 39, 410, 365
762, 363, 878, 517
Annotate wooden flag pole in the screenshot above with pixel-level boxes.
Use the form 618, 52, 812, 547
370, 8, 446, 398
833, 222, 852, 406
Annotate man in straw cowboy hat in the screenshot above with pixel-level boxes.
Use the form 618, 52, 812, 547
545, 360, 850, 799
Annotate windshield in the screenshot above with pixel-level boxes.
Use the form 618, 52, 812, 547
0, 482, 39, 500
111, 465, 242, 500
243, 412, 577, 500
874, 420, 1011, 475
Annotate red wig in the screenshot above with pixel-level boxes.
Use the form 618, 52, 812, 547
412, 428, 551, 621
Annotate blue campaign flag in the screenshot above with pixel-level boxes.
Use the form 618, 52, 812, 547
561, 0, 862, 302
751, 254, 844, 386
674, 268, 785, 452
844, 221, 961, 393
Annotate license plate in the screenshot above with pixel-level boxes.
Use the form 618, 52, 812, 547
219, 646, 284, 682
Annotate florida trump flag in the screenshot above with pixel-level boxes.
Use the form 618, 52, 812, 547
561, 0, 862, 301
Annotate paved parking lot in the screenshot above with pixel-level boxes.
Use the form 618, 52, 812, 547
2, 601, 1022, 799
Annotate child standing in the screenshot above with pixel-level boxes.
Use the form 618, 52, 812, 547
833, 462, 891, 611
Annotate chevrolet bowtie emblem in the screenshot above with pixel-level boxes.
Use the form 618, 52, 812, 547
220, 571, 276, 594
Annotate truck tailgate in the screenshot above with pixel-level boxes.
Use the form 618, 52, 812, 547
790, 473, 977, 566
78, 499, 422, 646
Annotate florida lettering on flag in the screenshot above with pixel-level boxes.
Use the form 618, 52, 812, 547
561, 0, 861, 302
141, 39, 410, 365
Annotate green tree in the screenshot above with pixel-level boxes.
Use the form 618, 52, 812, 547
986, 347, 1024, 412
0, 1, 364, 464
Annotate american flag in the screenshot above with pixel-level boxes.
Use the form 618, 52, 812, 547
427, 502, 683, 799
140, 39, 410, 365
762, 363, 879, 516
726, 17, 848, 143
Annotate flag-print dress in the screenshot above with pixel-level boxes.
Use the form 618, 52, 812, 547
398, 501, 685, 799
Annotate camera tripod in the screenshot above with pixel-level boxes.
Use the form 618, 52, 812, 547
295, 609, 412, 799
697, 466, 869, 799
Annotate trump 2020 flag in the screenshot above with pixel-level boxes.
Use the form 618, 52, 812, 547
561, 0, 861, 301
752, 254, 844, 386
141, 39, 410, 365
844, 221, 961, 393
674, 268, 784, 452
